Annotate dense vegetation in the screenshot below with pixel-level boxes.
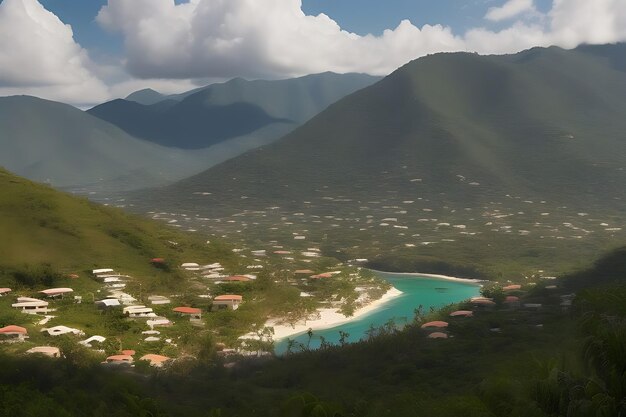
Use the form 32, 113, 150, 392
1, 245, 624, 416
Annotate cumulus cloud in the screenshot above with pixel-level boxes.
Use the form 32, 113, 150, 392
0, 0, 109, 104
485, 0, 537, 22
96, 0, 626, 81
97, 0, 465, 79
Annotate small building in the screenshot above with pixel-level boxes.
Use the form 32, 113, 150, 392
0, 288, 12, 296
123, 305, 156, 318
223, 275, 252, 282
503, 284, 522, 292
42, 326, 84, 337
95, 298, 121, 309
427, 332, 448, 339
148, 295, 171, 305
470, 297, 496, 310
39, 288, 74, 298
140, 354, 171, 368
173, 306, 202, 320
12, 297, 49, 315
449, 310, 473, 318
0, 325, 28, 342
421, 321, 449, 329
104, 354, 134, 365
146, 318, 172, 329
212, 295, 243, 311
26, 346, 60, 357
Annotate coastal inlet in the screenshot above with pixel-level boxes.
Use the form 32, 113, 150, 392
274, 271, 481, 354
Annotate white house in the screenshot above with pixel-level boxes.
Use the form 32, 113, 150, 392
26, 346, 60, 357
123, 305, 157, 318
12, 297, 49, 315
42, 325, 84, 337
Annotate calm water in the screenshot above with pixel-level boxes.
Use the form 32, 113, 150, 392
274, 271, 481, 354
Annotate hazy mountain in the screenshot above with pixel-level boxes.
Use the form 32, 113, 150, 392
89, 72, 381, 149
0, 96, 224, 191
125, 88, 167, 105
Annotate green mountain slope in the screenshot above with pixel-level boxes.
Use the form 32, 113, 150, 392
89, 72, 381, 149
129, 44, 626, 276
0, 96, 223, 190
0, 168, 235, 280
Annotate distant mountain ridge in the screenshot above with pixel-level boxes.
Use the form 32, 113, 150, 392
89, 72, 381, 149
0, 95, 218, 190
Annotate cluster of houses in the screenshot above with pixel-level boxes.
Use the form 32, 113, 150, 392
0, 263, 247, 364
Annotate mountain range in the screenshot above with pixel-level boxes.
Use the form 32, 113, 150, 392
88, 72, 381, 149
127, 44, 626, 276
0, 73, 379, 190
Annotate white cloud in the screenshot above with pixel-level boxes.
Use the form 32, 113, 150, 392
485, 0, 536, 22
0, 0, 109, 104
97, 0, 626, 81
97, 0, 465, 79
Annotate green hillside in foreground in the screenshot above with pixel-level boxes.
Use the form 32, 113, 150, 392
0, 245, 624, 416
0, 168, 237, 282
89, 72, 381, 149
128, 44, 626, 277
0, 96, 222, 191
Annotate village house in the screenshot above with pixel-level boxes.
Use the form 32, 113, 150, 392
123, 305, 157, 318
212, 294, 243, 311
173, 306, 202, 320
26, 346, 60, 357
0, 288, 11, 296
0, 325, 28, 342
140, 354, 170, 368
95, 298, 121, 309
12, 297, 50, 315
103, 354, 134, 365
42, 325, 84, 337
39, 287, 74, 298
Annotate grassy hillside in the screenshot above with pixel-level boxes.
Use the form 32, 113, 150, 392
89, 72, 381, 149
0, 96, 221, 191
0, 168, 237, 283
127, 44, 626, 278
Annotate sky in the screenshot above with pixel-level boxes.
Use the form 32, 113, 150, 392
0, 0, 625, 106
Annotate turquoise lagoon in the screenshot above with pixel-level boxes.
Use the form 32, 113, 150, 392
274, 271, 481, 354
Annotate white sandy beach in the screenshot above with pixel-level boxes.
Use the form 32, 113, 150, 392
264, 287, 403, 340
369, 269, 485, 285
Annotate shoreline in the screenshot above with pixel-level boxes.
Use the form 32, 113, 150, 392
262, 287, 404, 341
368, 269, 485, 285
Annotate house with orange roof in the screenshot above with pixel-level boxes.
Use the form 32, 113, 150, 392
212, 295, 243, 311
140, 354, 171, 368
0, 325, 28, 342
173, 306, 202, 320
